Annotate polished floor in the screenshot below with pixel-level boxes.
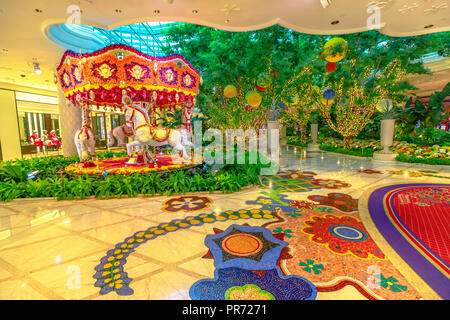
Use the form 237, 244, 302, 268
0, 146, 448, 300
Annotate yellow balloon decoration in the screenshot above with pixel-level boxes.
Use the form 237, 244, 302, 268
312, 85, 321, 94
323, 37, 348, 63
246, 91, 262, 107
321, 97, 333, 105
224, 85, 237, 98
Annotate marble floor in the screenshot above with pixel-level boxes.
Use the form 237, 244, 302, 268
0, 146, 448, 300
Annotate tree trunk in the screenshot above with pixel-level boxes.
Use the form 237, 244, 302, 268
343, 136, 353, 150
300, 123, 307, 145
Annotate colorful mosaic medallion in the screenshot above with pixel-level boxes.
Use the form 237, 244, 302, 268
259, 174, 321, 193
309, 179, 351, 189
162, 196, 212, 212
307, 193, 358, 212
189, 225, 317, 300
268, 206, 421, 300
301, 214, 386, 260
93, 210, 276, 296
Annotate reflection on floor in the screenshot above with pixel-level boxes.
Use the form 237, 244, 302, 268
0, 146, 449, 300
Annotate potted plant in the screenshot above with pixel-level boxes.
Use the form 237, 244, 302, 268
307, 110, 320, 152
373, 98, 399, 161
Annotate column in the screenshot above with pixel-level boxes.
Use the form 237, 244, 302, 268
57, 85, 82, 157
0, 89, 22, 161
307, 123, 320, 152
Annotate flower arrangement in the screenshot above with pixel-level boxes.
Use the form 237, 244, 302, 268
56, 44, 201, 109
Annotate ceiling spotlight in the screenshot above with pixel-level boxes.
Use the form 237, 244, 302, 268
154, 9, 160, 14
33, 62, 42, 75
115, 9, 122, 13
192, 9, 198, 14
424, 24, 434, 29
225, 19, 230, 23
35, 9, 43, 13
320, 0, 332, 8
331, 20, 340, 25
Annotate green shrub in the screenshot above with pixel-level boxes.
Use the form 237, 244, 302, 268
396, 128, 450, 147
0, 150, 268, 201
320, 144, 375, 157
396, 153, 450, 166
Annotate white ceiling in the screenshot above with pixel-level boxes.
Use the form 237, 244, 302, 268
0, 0, 448, 93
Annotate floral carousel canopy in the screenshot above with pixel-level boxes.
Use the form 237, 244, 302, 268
56, 44, 201, 112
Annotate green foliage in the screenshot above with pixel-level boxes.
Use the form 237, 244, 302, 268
320, 144, 375, 158
397, 82, 450, 134
163, 24, 323, 130
287, 136, 309, 147
396, 153, 450, 166
0, 151, 267, 201
396, 128, 450, 146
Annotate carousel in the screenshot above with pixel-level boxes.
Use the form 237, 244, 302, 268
56, 44, 201, 174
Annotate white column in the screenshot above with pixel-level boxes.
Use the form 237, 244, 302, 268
307, 123, 320, 152
57, 85, 82, 157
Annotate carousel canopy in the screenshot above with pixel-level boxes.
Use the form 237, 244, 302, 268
56, 44, 201, 110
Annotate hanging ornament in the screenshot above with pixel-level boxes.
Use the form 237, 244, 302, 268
312, 85, 321, 94
224, 85, 237, 98
246, 91, 262, 107
323, 37, 348, 63
325, 62, 337, 72
321, 97, 333, 106
323, 89, 336, 101
256, 73, 271, 91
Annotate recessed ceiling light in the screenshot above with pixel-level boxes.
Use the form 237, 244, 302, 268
20, 74, 26, 78
35, 9, 43, 13
424, 24, 434, 29
154, 10, 160, 14
115, 9, 122, 13
192, 10, 199, 14
331, 20, 340, 25
225, 19, 230, 23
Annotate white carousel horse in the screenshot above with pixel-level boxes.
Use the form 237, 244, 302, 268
74, 106, 96, 161
107, 124, 135, 147
122, 95, 193, 161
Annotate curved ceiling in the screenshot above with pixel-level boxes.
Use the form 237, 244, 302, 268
0, 0, 448, 92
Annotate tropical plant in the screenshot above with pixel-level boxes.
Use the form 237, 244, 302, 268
162, 24, 322, 131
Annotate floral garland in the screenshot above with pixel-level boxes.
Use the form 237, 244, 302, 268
57, 44, 201, 108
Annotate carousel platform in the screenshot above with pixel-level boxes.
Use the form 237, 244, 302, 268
65, 153, 199, 175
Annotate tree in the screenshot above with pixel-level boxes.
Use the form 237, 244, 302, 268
162, 24, 322, 131
313, 31, 450, 149
280, 80, 321, 145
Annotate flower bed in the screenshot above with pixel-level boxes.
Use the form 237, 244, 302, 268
318, 137, 450, 165
393, 142, 450, 165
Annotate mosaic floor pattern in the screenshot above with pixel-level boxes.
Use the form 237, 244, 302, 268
0, 147, 449, 300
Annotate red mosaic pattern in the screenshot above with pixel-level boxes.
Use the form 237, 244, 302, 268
307, 193, 358, 212
301, 214, 385, 260
268, 208, 422, 300
310, 179, 351, 189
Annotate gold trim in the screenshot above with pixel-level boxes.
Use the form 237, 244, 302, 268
358, 183, 442, 300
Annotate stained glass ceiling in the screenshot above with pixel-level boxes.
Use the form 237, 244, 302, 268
47, 22, 180, 56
